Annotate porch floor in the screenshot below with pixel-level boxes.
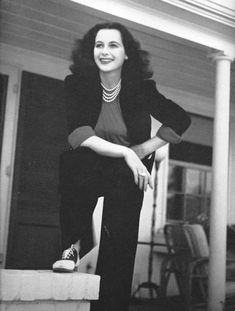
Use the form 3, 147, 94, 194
129, 297, 190, 311
129, 297, 235, 311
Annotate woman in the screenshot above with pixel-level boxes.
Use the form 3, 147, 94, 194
53, 22, 191, 311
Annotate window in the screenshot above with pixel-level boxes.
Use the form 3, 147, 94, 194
167, 161, 212, 224
165, 113, 214, 227
166, 135, 213, 224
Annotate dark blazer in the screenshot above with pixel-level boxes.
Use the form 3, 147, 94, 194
64, 74, 191, 146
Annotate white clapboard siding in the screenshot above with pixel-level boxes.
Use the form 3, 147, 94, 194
0, 0, 234, 104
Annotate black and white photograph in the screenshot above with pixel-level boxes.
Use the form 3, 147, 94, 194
0, 1, 235, 311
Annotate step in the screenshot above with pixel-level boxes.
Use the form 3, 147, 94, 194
0, 269, 100, 311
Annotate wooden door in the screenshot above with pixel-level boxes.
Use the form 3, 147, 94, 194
6, 71, 67, 269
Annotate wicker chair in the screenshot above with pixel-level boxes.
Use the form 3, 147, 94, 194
160, 224, 190, 301
160, 223, 235, 310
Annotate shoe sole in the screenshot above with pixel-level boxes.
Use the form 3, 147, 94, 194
53, 267, 76, 273
52, 259, 78, 273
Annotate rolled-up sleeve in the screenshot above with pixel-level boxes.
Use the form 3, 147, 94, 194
157, 126, 182, 144
68, 126, 95, 149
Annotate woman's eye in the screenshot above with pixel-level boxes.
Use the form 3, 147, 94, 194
109, 43, 118, 48
95, 43, 103, 48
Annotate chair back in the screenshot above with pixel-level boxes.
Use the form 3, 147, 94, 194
164, 224, 190, 256
183, 224, 209, 258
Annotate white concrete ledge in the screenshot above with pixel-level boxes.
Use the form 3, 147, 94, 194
0, 301, 91, 311
0, 269, 100, 301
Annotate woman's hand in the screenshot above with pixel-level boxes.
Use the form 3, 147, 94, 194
122, 148, 153, 191
80, 136, 153, 191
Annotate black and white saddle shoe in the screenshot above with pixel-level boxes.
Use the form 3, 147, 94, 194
52, 244, 80, 273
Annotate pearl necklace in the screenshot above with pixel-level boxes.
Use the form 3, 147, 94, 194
101, 80, 121, 103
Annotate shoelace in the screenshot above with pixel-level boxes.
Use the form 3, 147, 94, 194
62, 245, 75, 260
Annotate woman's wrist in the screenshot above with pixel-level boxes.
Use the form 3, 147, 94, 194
122, 146, 134, 159
131, 136, 168, 159
130, 144, 146, 159
140, 142, 150, 157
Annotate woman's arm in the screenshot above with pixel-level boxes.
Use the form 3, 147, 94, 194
131, 135, 168, 159
81, 135, 130, 158
142, 80, 191, 142
81, 136, 153, 191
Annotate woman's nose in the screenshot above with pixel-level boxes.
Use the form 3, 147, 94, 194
101, 46, 109, 55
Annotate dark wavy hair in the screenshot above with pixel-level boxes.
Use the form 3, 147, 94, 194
70, 22, 153, 81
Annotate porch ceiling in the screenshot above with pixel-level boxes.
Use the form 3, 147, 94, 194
0, 0, 234, 105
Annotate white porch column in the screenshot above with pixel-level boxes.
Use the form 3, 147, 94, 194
208, 53, 234, 311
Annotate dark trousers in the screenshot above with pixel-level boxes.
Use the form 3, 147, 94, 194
59, 147, 154, 311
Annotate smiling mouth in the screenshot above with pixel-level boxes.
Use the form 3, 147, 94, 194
100, 58, 113, 64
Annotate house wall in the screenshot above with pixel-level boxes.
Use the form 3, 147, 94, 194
0, 43, 235, 297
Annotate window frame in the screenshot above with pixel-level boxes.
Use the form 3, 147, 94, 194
0, 64, 20, 267
166, 159, 212, 224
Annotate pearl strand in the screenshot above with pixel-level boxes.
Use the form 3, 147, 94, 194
101, 79, 121, 92
101, 80, 121, 103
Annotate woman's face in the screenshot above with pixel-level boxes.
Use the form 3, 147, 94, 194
94, 29, 127, 76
